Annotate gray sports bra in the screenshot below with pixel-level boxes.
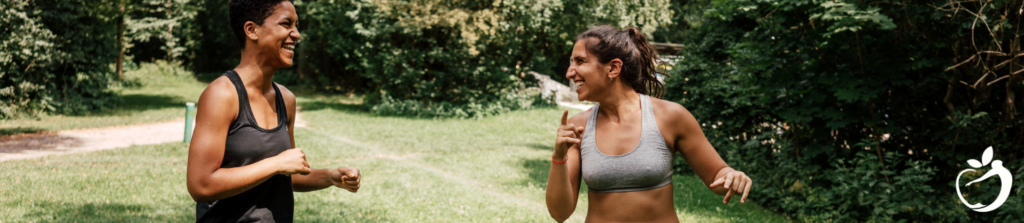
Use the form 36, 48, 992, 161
581, 94, 674, 193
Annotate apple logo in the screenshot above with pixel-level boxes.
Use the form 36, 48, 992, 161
955, 146, 1013, 213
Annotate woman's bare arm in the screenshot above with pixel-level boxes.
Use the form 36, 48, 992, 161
654, 99, 751, 203
186, 78, 311, 202
545, 110, 587, 222
274, 84, 362, 192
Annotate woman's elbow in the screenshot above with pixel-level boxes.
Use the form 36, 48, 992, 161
545, 203, 573, 223
548, 210, 571, 223
188, 188, 207, 202
187, 182, 215, 202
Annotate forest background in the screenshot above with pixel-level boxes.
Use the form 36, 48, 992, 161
2, 0, 1024, 221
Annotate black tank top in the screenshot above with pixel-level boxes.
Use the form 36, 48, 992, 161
196, 70, 294, 223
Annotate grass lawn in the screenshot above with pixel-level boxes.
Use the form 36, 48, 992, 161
0, 95, 786, 222
0, 61, 208, 135
0, 62, 786, 222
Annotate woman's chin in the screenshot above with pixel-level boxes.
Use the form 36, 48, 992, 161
278, 58, 294, 68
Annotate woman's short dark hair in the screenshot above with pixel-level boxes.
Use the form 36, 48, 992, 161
229, 0, 293, 49
577, 25, 664, 98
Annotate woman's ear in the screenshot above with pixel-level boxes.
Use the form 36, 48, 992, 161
607, 58, 623, 79
244, 21, 259, 43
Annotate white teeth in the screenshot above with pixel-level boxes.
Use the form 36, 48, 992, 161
283, 44, 295, 51
575, 81, 585, 86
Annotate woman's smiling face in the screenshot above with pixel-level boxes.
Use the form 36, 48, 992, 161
254, 1, 300, 68
566, 38, 611, 101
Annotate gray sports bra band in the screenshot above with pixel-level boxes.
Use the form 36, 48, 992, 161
580, 94, 674, 193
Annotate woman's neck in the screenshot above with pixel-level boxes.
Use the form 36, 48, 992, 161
235, 50, 277, 93
595, 84, 641, 122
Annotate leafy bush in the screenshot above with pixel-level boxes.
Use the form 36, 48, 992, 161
140, 0, 672, 118
295, 0, 673, 118
1, 0, 121, 118
664, 0, 1024, 221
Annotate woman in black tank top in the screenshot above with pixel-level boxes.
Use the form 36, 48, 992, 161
186, 1, 361, 222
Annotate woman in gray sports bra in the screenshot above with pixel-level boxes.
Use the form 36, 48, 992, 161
545, 25, 754, 222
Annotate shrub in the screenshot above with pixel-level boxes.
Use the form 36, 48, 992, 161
1, 0, 121, 118
296, 0, 673, 118
664, 0, 1024, 221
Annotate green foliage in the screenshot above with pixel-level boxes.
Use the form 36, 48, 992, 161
1, 0, 121, 118
122, 0, 202, 64
295, 0, 673, 118
664, 0, 1024, 221
179, 0, 239, 72
5, 0, 673, 119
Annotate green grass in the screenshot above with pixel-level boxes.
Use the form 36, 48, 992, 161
0, 62, 786, 222
0, 61, 208, 135
0, 93, 786, 222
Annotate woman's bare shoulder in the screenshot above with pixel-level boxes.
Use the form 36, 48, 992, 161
197, 76, 239, 117
274, 83, 295, 102
568, 108, 591, 127
650, 97, 691, 120
201, 76, 238, 103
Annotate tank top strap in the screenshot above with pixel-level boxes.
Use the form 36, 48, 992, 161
583, 102, 601, 141
270, 82, 288, 126
223, 70, 252, 125
639, 94, 658, 132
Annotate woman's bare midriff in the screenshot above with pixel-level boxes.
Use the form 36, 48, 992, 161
585, 184, 677, 223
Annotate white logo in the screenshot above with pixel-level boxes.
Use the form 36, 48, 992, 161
955, 146, 1013, 212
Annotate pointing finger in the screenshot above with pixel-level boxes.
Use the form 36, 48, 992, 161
723, 188, 735, 204
561, 110, 569, 125
741, 178, 752, 203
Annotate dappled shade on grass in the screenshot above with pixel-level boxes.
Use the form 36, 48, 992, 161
0, 95, 786, 222
0, 61, 207, 135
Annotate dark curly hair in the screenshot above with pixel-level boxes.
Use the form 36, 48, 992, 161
577, 25, 664, 98
229, 0, 293, 49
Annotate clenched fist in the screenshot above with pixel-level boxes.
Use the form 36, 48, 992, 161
330, 166, 360, 193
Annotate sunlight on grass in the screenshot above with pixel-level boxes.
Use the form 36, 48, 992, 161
0, 94, 787, 222
0, 61, 208, 135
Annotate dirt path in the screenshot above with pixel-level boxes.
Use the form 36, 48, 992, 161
0, 111, 307, 162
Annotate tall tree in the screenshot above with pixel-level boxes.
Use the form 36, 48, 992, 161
116, 0, 126, 80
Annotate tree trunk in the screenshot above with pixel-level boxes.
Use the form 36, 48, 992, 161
116, 1, 125, 80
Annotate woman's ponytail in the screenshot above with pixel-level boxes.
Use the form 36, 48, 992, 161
625, 27, 663, 98
577, 25, 665, 98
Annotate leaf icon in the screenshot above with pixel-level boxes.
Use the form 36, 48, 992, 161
982, 146, 993, 166
967, 159, 982, 168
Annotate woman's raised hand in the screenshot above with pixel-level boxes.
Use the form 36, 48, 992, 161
709, 170, 753, 204
272, 148, 312, 175
554, 110, 584, 159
